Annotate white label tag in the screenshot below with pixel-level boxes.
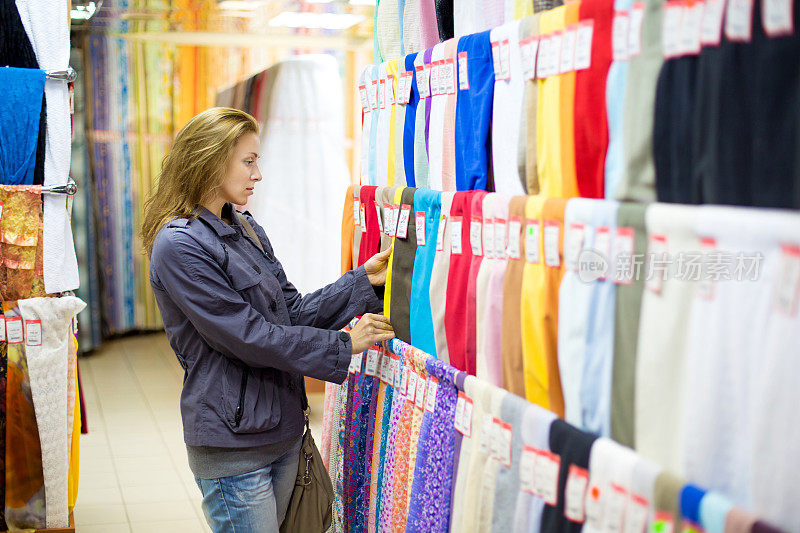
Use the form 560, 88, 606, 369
697, 237, 717, 300
585, 483, 605, 529
360, 204, 366, 233
416, 65, 429, 99
603, 484, 628, 533
353, 197, 360, 228
368, 80, 378, 109
613, 11, 631, 61
507, 218, 522, 259
349, 351, 363, 374
500, 39, 511, 80
445, 58, 457, 94
561, 26, 578, 73
593, 226, 611, 280
386, 74, 395, 105
430, 61, 442, 96
520, 37, 540, 80
565, 465, 590, 523
645, 234, 669, 294
624, 494, 650, 533
407, 370, 418, 403
450, 216, 463, 255
662, 2, 684, 58
628, 3, 646, 57
458, 51, 470, 90
415, 375, 427, 409
612, 227, 636, 285
763, 0, 794, 36
0, 316, 5, 342
470, 217, 483, 256
774, 245, 800, 315
535, 451, 561, 505
537, 35, 551, 78
365, 348, 380, 377
725, 0, 754, 41
544, 221, 561, 267
702, 0, 728, 44
383, 203, 393, 236
359, 84, 368, 112
479, 414, 494, 455
7, 317, 23, 344
492, 41, 502, 80
400, 361, 409, 393
379, 350, 390, 384
404, 71, 414, 103
549, 31, 563, 77
493, 419, 513, 467
681, 0, 704, 55
483, 219, 495, 259
494, 218, 507, 260
396, 205, 411, 239
416, 211, 427, 246
454, 392, 473, 437
437, 215, 447, 252
526, 221, 541, 264
575, 21, 594, 70
395, 74, 406, 105
425, 377, 438, 412
378, 78, 386, 109
25, 319, 42, 347
375, 203, 384, 233
520, 446, 538, 493
565, 223, 586, 272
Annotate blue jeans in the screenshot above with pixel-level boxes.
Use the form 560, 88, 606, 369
195, 439, 302, 533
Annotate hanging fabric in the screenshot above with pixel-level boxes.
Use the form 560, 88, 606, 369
409, 189, 443, 355
0, 67, 45, 186
500, 195, 529, 396
428, 191, 456, 363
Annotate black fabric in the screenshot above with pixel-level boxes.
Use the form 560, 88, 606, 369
540, 419, 598, 533
389, 187, 418, 343
435, 0, 454, 41
0, 0, 47, 186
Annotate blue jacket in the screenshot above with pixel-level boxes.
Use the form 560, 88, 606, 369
149, 203, 382, 448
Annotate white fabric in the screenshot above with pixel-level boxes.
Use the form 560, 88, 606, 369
453, 0, 480, 37
403, 0, 422, 54
429, 192, 456, 363
451, 375, 483, 530
512, 404, 557, 533
490, 21, 526, 195
427, 44, 447, 191
250, 55, 350, 294
630, 457, 662, 530
635, 203, 698, 475
19, 296, 86, 528
15, 0, 80, 293
66, 323, 77, 460
376, 0, 402, 61
376, 62, 391, 187
475, 193, 499, 383
584, 438, 639, 533
476, 387, 509, 531
394, 72, 407, 187
360, 66, 374, 186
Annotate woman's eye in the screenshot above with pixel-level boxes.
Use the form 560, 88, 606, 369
245, 160, 254, 165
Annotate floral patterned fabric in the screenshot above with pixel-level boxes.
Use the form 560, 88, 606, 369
378, 348, 407, 533
332, 379, 349, 532
0, 187, 47, 301
343, 361, 365, 529
389, 355, 417, 532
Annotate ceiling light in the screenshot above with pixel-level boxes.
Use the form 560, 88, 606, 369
268, 12, 366, 30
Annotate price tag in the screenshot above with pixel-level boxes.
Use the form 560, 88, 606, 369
0, 316, 5, 342
519, 446, 538, 493
379, 350, 391, 384
762, 0, 794, 36
698, 237, 717, 300
681, 0, 704, 55
404, 71, 414, 103
612, 227, 636, 285
500, 39, 511, 80
395, 73, 406, 105
396, 205, 411, 239
349, 351, 363, 374
544, 220, 561, 268
445, 58, 457, 94
537, 35, 551, 78
454, 391, 473, 437
479, 414, 495, 455
526, 220, 541, 264
613, 11, 631, 61
549, 31, 563, 77
470, 216, 483, 256
360, 204, 366, 233
585, 483, 605, 529
407, 370, 418, 403
353, 196, 360, 228
416, 65, 429, 99
561, 25, 578, 73
425, 377, 439, 412
653, 511, 675, 533
383, 202, 394, 236
662, 1, 684, 58
594, 226, 612, 279
494, 217, 507, 260
564, 465, 589, 523
520, 37, 540, 80
386, 74, 395, 105
492, 418, 513, 467
368, 80, 378, 109
575, 20, 595, 70
624, 494, 650, 533
645, 234, 669, 294
400, 361, 409, 393
430, 60, 442, 96
534, 450, 561, 505
507, 217, 522, 259
450, 216, 463, 255
701, 0, 726, 44
725, 0, 755, 41
492, 40, 502, 80
378, 78, 386, 109
458, 51, 470, 90
773, 244, 800, 315
375, 202, 384, 234
415, 374, 427, 409
359, 84, 368, 112
628, 3, 646, 57
25, 319, 42, 347
483, 218, 495, 259
416, 211, 427, 246
437, 214, 447, 251
565, 223, 586, 272
603, 483, 628, 533
365, 348, 380, 377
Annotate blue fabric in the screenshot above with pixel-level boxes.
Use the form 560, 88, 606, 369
409, 189, 442, 356
579, 200, 620, 437
369, 65, 381, 185
604, 0, 633, 199
374, 385, 394, 523
680, 484, 707, 526
455, 31, 495, 191
0, 67, 45, 185
699, 492, 733, 533
404, 52, 420, 187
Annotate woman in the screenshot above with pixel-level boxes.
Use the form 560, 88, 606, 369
141, 107, 394, 532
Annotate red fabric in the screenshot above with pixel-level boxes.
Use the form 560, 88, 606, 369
358, 186, 381, 266
573, 0, 614, 199
464, 190, 488, 376
444, 191, 473, 373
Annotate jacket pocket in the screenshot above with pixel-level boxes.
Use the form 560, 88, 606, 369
221, 359, 282, 434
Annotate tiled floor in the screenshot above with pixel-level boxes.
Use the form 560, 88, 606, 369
76, 333, 324, 532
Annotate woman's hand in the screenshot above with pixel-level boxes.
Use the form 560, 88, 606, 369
349, 313, 394, 354
364, 246, 393, 286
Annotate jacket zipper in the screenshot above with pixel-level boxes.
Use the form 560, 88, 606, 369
234, 367, 248, 428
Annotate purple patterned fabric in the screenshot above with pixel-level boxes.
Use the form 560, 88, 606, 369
344, 359, 365, 530
379, 348, 408, 533
424, 47, 434, 155
353, 373, 378, 531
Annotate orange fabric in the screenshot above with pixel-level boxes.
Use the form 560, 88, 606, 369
341, 185, 355, 275
559, 2, 581, 199
501, 196, 529, 397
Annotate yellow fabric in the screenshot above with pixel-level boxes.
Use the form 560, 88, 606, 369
68, 334, 81, 512
515, 0, 535, 19
386, 59, 401, 187
559, 2, 581, 199
383, 186, 405, 317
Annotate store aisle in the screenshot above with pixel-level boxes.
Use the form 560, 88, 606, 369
76, 333, 324, 532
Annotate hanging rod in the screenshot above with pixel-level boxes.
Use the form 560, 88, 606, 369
45, 67, 77, 82
42, 178, 78, 196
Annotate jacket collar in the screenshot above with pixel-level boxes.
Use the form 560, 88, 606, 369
195, 203, 238, 238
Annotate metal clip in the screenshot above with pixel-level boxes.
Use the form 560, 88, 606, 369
45, 67, 77, 82
42, 177, 78, 196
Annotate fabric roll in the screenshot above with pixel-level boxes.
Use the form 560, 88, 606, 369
369, 65, 381, 186
475, 193, 498, 382
377, 0, 402, 61
630, 457, 662, 532
609, 202, 647, 447
699, 492, 734, 533
341, 185, 355, 276
724, 508, 758, 533
374, 366, 396, 528
377, 356, 406, 532
450, 375, 483, 531
448, 371, 469, 519
410, 189, 443, 355
428, 43, 448, 190
455, 30, 496, 191
453, 0, 481, 37
436, 0, 455, 40
358, 186, 382, 266
342, 364, 364, 527
367, 375, 388, 533
429, 192, 456, 363
634, 203, 696, 472
653, 471, 685, 533
491, 21, 526, 195
583, 438, 640, 533
387, 58, 402, 187
617, 0, 660, 201
444, 191, 474, 372
475, 387, 510, 531
357, 372, 380, 530
404, 53, 421, 187
329, 380, 347, 529
520, 14, 540, 194
390, 187, 419, 342
0, 67, 45, 185
404, 0, 423, 53
681, 485, 707, 529
441, 38, 460, 191
464, 190, 488, 375
402, 351, 430, 525
414, 51, 431, 188
383, 187, 403, 320
19, 296, 87, 528
406, 357, 438, 531
513, 0, 533, 19
420, 0, 441, 50
483, 0, 507, 28
376, 63, 392, 187
490, 393, 529, 532
501, 196, 532, 397
389, 355, 418, 529
353, 185, 362, 267
540, 419, 598, 533
481, 195, 511, 387
559, 3, 580, 198
399, 0, 407, 56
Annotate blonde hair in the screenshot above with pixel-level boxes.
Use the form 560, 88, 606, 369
141, 107, 258, 256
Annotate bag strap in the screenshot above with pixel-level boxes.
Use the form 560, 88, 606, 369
234, 211, 265, 254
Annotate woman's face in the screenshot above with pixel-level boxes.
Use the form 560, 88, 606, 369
219, 132, 262, 207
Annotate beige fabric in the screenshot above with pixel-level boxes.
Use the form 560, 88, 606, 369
429, 192, 456, 364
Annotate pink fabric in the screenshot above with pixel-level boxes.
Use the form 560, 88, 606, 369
419, 0, 440, 50
321, 381, 337, 469
444, 191, 473, 372
483, 195, 510, 386
442, 38, 460, 191
482, 0, 506, 30
464, 190, 488, 376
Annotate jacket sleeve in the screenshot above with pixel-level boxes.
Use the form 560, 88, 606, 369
247, 214, 384, 329
151, 229, 353, 384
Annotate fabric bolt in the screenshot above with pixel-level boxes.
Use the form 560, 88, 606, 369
444, 191, 474, 372
403, 52, 420, 187
0, 67, 45, 185
448, 372, 469, 520
616, 0, 659, 201
629, 457, 662, 532
540, 419, 598, 533
387, 59, 402, 187
360, 67, 374, 186
609, 202, 647, 447
390, 187, 418, 342
414, 49, 432, 189
352, 186, 362, 268
501, 196, 529, 396
449, 375, 480, 530
367, 374, 388, 532
406, 357, 438, 530
398, 0, 407, 56
520, 15, 540, 194
404, 0, 423, 53
483, 0, 507, 28
352, 369, 378, 530
427, 43, 448, 190
321, 381, 336, 469
378, 355, 407, 532
583, 437, 640, 533
429, 192, 456, 364
420, 0, 440, 49
358, 186, 381, 266
373, 364, 396, 529
475, 194, 499, 383
653, 471, 685, 532
441, 38, 460, 191
332, 379, 349, 531
409, 189, 443, 355
634, 203, 696, 472
511, 404, 557, 533
475, 387, 509, 531
377, 0, 402, 61
389, 356, 418, 531
436, 0, 455, 40
341, 186, 356, 277
490, 21, 527, 195
536, 8, 565, 197
490, 393, 529, 532
370, 65, 382, 186
384, 187, 403, 320
454, 31, 496, 191
376, 63, 392, 187
514, 0, 534, 19
402, 352, 430, 525
464, 190, 488, 375
341, 336, 364, 525
481, 195, 511, 387
699, 491, 734, 533
453, 0, 480, 36
724, 508, 758, 533
559, 3, 580, 198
